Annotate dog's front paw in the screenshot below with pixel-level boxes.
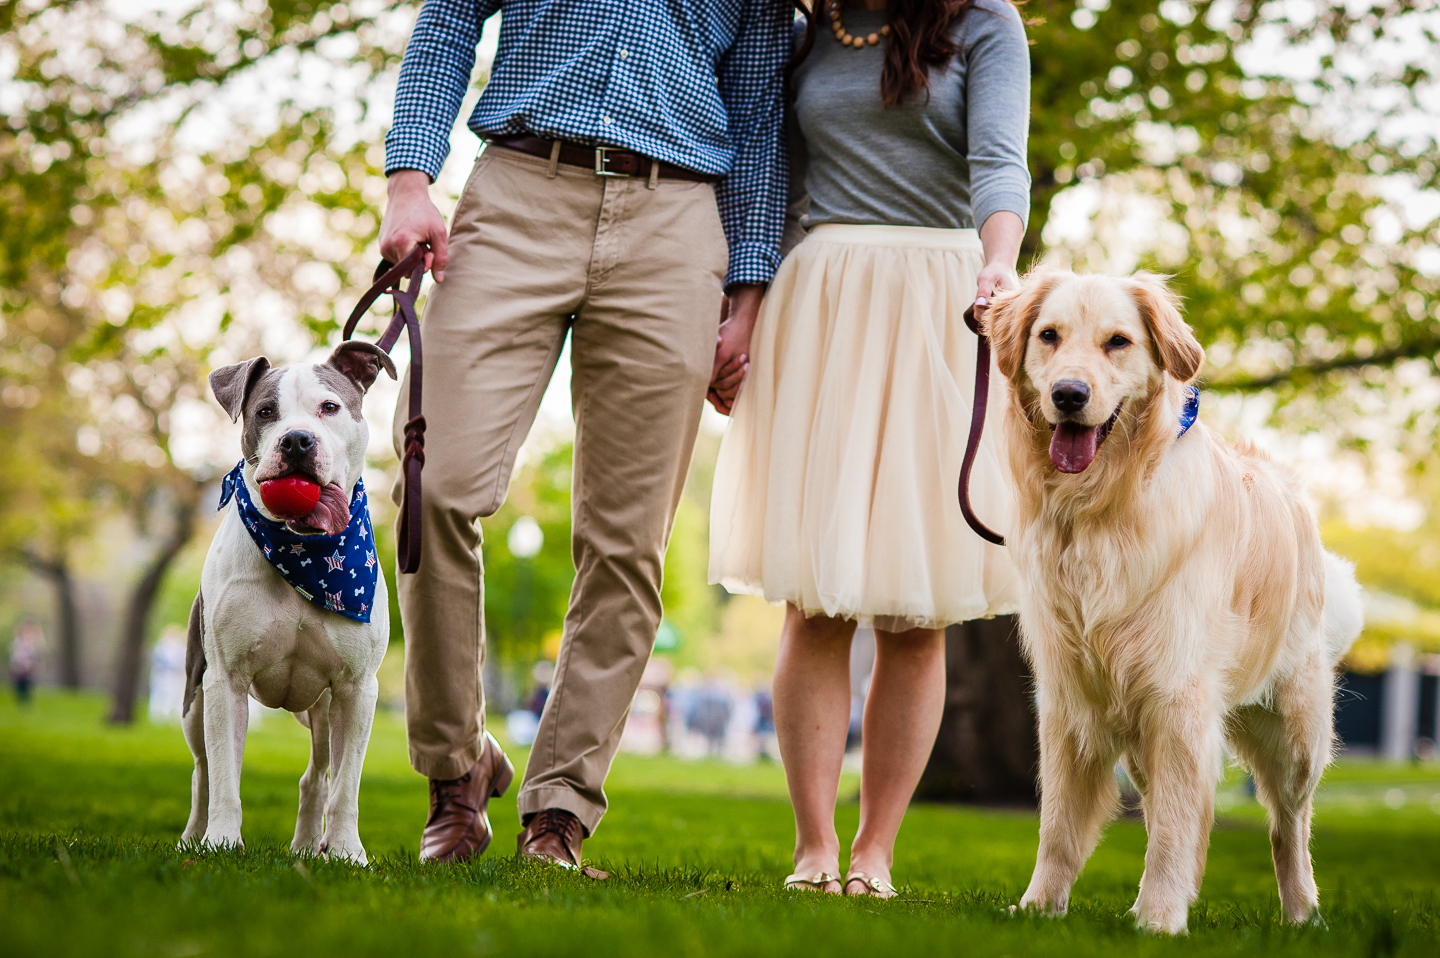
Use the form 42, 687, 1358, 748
200, 828, 245, 853
1017, 890, 1067, 917
320, 837, 368, 866
1130, 901, 1189, 936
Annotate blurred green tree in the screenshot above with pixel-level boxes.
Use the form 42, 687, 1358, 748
1, 0, 408, 718
479, 441, 578, 680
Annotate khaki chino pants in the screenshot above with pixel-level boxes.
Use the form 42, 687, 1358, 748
392, 146, 726, 834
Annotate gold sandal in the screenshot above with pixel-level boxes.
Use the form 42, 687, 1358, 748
843, 871, 897, 899
783, 871, 841, 893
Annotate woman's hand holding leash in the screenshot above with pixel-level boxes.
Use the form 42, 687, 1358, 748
709, 283, 763, 415
973, 211, 1025, 320
380, 169, 450, 283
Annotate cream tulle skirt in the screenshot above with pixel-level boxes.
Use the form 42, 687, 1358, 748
707, 224, 1019, 631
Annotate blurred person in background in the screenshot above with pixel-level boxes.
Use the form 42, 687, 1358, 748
9, 620, 44, 706
709, 0, 1030, 898
148, 626, 189, 723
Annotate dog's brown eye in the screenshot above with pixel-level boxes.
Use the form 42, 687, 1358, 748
257, 406, 275, 419
1039, 328, 1058, 343
1108, 335, 1130, 349
321, 401, 340, 414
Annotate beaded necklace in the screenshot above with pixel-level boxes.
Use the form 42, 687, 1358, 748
828, 2, 892, 49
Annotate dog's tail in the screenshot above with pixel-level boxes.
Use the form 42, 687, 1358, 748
1321, 551, 1364, 665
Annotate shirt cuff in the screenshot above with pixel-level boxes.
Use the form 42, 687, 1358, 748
383, 130, 448, 183
724, 242, 782, 289
973, 191, 1032, 233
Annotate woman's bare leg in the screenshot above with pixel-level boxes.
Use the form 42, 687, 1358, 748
847, 625, 947, 890
772, 603, 856, 891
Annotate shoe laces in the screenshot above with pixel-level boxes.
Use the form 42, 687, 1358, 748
530, 808, 581, 852
428, 770, 475, 814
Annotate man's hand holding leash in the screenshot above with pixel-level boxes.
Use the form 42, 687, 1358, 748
381, 169, 449, 283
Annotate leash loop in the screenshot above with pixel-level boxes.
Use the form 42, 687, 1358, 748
344, 246, 428, 573
959, 303, 1006, 547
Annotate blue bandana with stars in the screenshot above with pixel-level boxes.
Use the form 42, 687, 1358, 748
219, 461, 378, 624
1177, 385, 1200, 438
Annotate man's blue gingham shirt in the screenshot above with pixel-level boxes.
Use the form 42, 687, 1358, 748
385, 0, 792, 288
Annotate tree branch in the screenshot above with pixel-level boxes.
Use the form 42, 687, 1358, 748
1208, 339, 1440, 392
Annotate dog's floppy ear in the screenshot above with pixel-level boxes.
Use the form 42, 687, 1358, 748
983, 269, 1066, 381
326, 341, 397, 393
1128, 272, 1204, 383
209, 357, 271, 423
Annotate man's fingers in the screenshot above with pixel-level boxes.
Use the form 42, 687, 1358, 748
382, 229, 422, 266
429, 221, 449, 282
712, 363, 748, 392
712, 352, 746, 380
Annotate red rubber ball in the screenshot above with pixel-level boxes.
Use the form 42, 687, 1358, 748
259, 475, 321, 519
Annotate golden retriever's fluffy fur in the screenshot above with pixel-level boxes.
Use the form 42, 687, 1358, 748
983, 269, 1363, 934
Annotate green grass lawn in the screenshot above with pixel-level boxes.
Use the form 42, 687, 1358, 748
3, 690, 1438, 957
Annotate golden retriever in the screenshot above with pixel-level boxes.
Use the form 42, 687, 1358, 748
981, 269, 1363, 934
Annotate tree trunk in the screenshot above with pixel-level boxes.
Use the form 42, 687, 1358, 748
109, 499, 196, 724
915, 614, 1039, 807
21, 549, 82, 688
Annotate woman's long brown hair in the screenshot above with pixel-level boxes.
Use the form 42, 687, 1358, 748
789, 0, 973, 107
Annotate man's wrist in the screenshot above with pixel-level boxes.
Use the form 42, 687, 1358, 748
387, 169, 432, 195
724, 283, 764, 326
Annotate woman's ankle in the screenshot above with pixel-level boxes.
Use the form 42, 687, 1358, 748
846, 847, 894, 881
792, 839, 841, 878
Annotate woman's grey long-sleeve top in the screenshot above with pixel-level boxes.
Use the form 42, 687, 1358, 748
785, 0, 1032, 251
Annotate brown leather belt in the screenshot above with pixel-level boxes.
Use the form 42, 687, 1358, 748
488, 135, 718, 183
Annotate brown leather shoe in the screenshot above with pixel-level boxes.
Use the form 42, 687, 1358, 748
419, 731, 514, 863
517, 808, 609, 880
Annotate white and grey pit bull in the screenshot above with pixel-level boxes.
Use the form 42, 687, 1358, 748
180, 342, 396, 864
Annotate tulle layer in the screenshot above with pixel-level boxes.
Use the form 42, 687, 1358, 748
708, 224, 1020, 632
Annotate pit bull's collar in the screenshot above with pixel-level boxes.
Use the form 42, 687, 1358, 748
1177, 385, 1200, 438
219, 461, 378, 624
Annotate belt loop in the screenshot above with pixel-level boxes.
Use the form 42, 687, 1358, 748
546, 139, 561, 179
647, 160, 660, 191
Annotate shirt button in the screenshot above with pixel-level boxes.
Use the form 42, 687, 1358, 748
618, 48, 629, 59
602, 115, 612, 125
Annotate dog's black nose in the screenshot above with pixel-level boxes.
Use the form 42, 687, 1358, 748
279, 431, 315, 458
1051, 380, 1091, 414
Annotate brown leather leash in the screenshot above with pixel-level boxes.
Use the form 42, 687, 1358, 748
959, 303, 1005, 546
343, 246, 427, 573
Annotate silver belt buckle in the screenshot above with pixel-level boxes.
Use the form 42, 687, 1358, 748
594, 146, 630, 177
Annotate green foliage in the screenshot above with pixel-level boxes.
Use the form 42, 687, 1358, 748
659, 496, 722, 661
1324, 519, 1440, 616
476, 439, 722, 671
1, 1, 410, 509
1023, 0, 1438, 393
5, 692, 1440, 956
479, 442, 579, 668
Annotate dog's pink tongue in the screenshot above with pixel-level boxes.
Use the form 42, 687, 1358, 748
1050, 422, 1101, 474
302, 483, 350, 536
